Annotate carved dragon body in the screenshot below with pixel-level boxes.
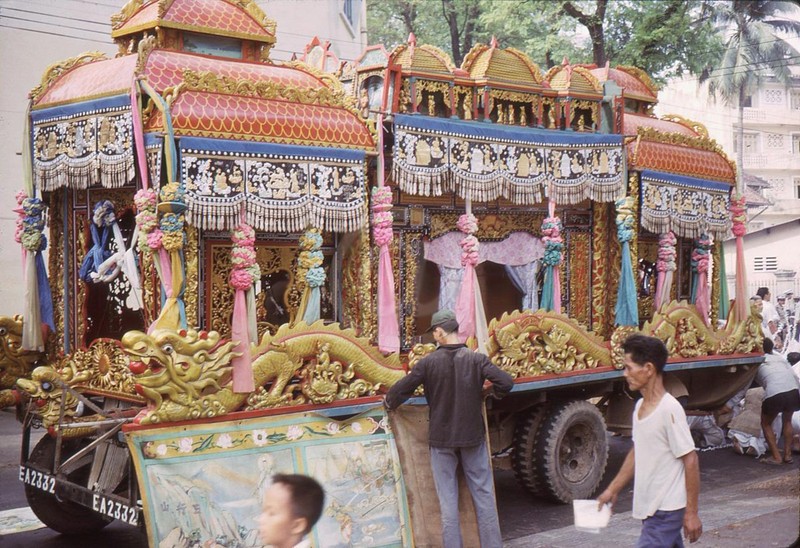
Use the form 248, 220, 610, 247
0, 315, 45, 408
122, 321, 406, 425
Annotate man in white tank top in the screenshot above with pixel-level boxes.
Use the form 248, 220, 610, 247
597, 334, 702, 547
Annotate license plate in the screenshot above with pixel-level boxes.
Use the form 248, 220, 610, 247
19, 465, 55, 494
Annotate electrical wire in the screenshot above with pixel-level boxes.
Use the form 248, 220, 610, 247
2, 6, 110, 26
1, 15, 111, 37
0, 23, 112, 44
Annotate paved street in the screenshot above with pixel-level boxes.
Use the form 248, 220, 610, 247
1, 408, 798, 547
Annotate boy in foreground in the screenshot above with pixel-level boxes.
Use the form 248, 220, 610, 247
258, 473, 325, 548
597, 334, 702, 546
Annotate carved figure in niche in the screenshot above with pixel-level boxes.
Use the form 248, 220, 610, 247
529, 152, 540, 175
560, 151, 571, 178
571, 154, 582, 174
46, 131, 58, 159
288, 168, 302, 195
430, 138, 444, 164
470, 146, 484, 173
359, 88, 370, 118
213, 167, 231, 195
414, 139, 431, 165
456, 141, 470, 170
196, 161, 212, 195
599, 151, 610, 174
98, 117, 116, 149
509, 104, 516, 125
229, 165, 244, 189
577, 116, 585, 132
341, 168, 356, 189
520, 106, 527, 126
548, 108, 556, 128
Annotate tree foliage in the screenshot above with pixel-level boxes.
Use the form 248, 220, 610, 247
366, 0, 728, 82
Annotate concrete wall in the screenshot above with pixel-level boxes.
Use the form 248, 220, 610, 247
0, 0, 364, 318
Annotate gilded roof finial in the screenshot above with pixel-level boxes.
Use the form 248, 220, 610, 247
490, 35, 499, 49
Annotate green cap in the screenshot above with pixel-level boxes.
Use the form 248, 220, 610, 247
426, 309, 458, 332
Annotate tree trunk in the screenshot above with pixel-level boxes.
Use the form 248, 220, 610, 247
442, 0, 462, 65
737, 84, 745, 196
562, 0, 608, 66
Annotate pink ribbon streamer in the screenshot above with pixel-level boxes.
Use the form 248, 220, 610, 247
130, 78, 149, 189
231, 289, 255, 392
456, 263, 477, 342
377, 246, 400, 353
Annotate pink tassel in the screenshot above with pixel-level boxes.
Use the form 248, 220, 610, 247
377, 246, 400, 353
231, 289, 255, 393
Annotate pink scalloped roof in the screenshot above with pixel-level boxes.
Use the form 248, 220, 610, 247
624, 113, 699, 137
113, 0, 273, 42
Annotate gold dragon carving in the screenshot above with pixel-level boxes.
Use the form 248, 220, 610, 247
121, 321, 406, 425
0, 316, 46, 408
14, 338, 142, 437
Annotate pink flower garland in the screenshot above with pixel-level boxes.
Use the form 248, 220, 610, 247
229, 223, 260, 290
371, 186, 393, 246
657, 232, 677, 273
541, 216, 564, 267
730, 195, 747, 237
13, 190, 26, 244
135, 188, 159, 253
458, 213, 479, 266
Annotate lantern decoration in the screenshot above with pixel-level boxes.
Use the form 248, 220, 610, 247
454, 210, 488, 350
299, 228, 325, 324
691, 234, 712, 325
229, 222, 260, 392
730, 195, 748, 323
372, 186, 400, 353
540, 202, 564, 313
654, 231, 677, 310
16, 192, 54, 350
614, 196, 639, 326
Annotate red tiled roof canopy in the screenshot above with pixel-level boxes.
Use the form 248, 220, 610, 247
112, 0, 275, 43
146, 91, 375, 150
629, 141, 735, 184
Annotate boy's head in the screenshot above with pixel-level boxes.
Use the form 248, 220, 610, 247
756, 287, 770, 301
763, 337, 774, 355
787, 352, 800, 366
258, 474, 325, 548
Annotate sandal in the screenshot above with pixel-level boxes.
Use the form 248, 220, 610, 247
783, 456, 794, 464
760, 457, 784, 465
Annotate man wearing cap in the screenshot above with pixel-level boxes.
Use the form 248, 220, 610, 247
384, 309, 513, 548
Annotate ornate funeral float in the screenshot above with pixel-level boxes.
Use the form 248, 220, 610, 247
6, 2, 762, 545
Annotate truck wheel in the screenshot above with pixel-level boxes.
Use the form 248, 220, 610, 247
511, 404, 548, 496
25, 436, 113, 535
534, 400, 608, 503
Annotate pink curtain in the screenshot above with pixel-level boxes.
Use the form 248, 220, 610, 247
455, 212, 479, 341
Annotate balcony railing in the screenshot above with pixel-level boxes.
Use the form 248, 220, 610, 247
742, 152, 800, 170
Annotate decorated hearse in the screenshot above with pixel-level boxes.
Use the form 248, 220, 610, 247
4, 1, 761, 545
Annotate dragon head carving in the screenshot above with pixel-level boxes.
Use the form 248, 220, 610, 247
121, 329, 237, 422
16, 366, 79, 431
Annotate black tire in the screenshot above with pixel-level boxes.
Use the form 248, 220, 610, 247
533, 400, 608, 504
511, 404, 548, 496
25, 436, 113, 535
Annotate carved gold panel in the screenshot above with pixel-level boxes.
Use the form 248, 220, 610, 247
429, 211, 545, 241
568, 231, 591, 326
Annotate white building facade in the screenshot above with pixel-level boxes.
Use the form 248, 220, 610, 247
0, 0, 366, 316
658, 70, 800, 301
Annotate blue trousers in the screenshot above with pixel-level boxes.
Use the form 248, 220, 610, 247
637, 508, 686, 548
429, 441, 502, 548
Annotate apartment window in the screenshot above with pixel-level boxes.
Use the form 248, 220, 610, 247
791, 90, 800, 110
763, 88, 784, 105
734, 132, 759, 152
342, 0, 355, 26
766, 133, 785, 149
754, 256, 778, 271
795, 177, 800, 199
793, 134, 800, 154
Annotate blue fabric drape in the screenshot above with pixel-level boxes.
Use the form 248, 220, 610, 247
614, 242, 639, 326
35, 252, 54, 331
78, 222, 112, 282
540, 266, 556, 312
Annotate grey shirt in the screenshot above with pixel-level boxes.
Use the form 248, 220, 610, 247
756, 353, 800, 399
385, 344, 513, 447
